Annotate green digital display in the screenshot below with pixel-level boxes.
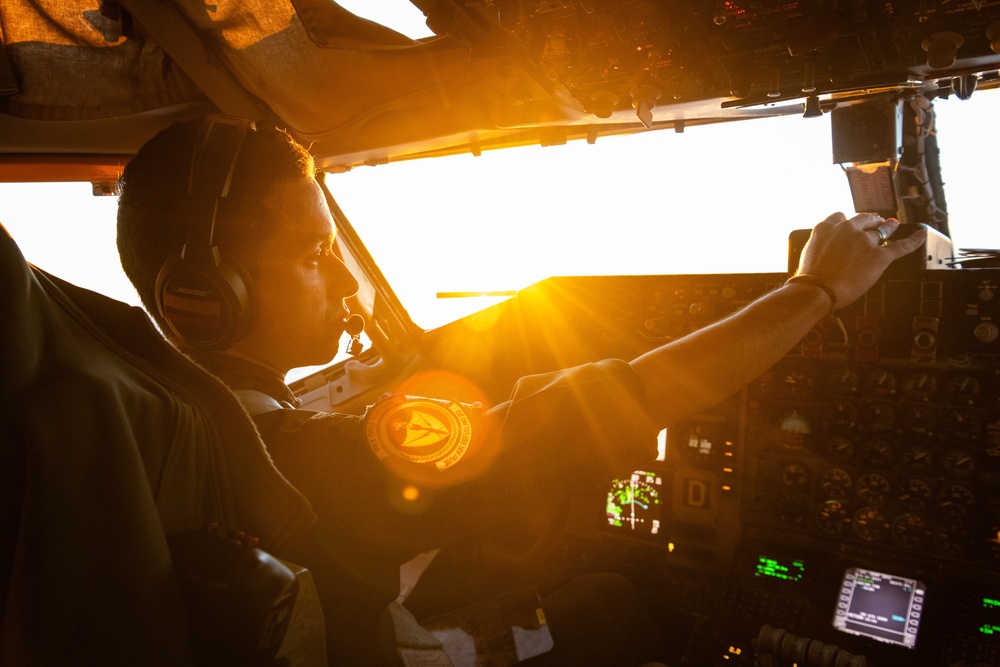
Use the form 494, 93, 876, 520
754, 555, 805, 582
978, 597, 1000, 639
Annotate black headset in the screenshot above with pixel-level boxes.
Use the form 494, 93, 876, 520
155, 114, 255, 350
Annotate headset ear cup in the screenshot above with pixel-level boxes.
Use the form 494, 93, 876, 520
155, 252, 253, 350
156, 114, 256, 350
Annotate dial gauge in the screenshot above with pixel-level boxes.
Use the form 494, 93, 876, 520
828, 400, 859, 429
864, 370, 897, 397
824, 435, 855, 460
942, 448, 977, 476
861, 401, 897, 428
829, 368, 859, 395
891, 513, 930, 549
820, 467, 853, 499
775, 410, 811, 449
900, 444, 934, 471
853, 506, 890, 542
932, 520, 971, 556
938, 484, 975, 517
777, 494, 808, 526
816, 500, 850, 534
899, 404, 937, 437
949, 409, 982, 438
856, 473, 892, 504
896, 478, 933, 510
902, 372, 938, 399
861, 438, 894, 467
947, 375, 981, 402
780, 369, 816, 399
780, 462, 810, 488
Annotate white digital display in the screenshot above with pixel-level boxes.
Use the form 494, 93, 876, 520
832, 567, 925, 649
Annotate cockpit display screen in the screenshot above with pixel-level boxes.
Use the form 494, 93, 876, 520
753, 554, 805, 582
606, 470, 663, 535
832, 567, 925, 649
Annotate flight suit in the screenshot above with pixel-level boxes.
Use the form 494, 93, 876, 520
189, 350, 661, 663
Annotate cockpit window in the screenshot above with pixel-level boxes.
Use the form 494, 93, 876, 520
334, 0, 434, 39
0, 182, 138, 306
1, 91, 997, 338
329, 88, 1000, 330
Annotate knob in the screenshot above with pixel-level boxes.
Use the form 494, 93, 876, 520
974, 321, 999, 343
913, 330, 937, 350
590, 90, 619, 119
922, 31, 964, 69
767, 61, 782, 98
858, 329, 879, 347
689, 302, 715, 316
802, 57, 817, 93
989, 22, 1000, 53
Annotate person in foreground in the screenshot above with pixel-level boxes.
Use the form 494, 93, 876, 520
116, 116, 926, 665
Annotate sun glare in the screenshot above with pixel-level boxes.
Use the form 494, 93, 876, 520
2, 91, 998, 337
330, 113, 854, 328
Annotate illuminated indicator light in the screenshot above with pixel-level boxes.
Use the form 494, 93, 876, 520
723, 467, 734, 473
724, 451, 734, 457
668, 542, 675, 553
984, 598, 1000, 608
722, 485, 732, 491
980, 624, 1000, 635
402, 485, 420, 501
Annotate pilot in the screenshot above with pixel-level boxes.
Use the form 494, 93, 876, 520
115, 116, 925, 665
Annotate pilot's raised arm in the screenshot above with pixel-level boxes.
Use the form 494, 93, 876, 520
631, 212, 927, 427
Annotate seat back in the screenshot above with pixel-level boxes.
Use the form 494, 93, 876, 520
0, 223, 319, 665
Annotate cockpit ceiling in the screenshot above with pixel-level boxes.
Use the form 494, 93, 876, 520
2, 1, 1000, 169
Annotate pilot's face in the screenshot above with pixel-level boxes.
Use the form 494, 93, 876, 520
232, 176, 359, 375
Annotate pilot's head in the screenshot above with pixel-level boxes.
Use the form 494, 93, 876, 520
117, 116, 359, 375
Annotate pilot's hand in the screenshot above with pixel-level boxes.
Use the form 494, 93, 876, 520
794, 212, 928, 309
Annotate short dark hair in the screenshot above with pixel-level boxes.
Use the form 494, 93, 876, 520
116, 116, 317, 328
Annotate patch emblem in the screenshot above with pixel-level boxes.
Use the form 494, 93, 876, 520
366, 397, 473, 471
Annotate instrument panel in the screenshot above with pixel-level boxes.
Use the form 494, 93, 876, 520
510, 268, 1000, 666
413, 0, 1000, 125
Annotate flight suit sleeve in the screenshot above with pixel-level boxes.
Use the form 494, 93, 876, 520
260, 358, 659, 558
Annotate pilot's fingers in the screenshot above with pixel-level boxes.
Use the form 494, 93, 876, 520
881, 225, 928, 260
862, 216, 899, 246
814, 211, 848, 229
801, 211, 881, 259
845, 211, 886, 232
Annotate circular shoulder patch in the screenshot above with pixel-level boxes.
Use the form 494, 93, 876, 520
365, 396, 474, 471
